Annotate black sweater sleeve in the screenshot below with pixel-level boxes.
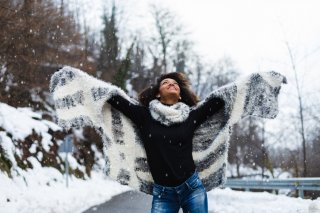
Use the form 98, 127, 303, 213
189, 96, 225, 129
107, 94, 146, 126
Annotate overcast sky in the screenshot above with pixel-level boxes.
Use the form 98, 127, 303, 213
72, 0, 320, 75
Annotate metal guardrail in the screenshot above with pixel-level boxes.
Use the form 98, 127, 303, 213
225, 178, 320, 198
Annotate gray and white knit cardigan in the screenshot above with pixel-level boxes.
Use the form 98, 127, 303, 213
50, 66, 286, 194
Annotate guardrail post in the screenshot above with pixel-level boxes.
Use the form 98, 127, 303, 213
298, 189, 304, 199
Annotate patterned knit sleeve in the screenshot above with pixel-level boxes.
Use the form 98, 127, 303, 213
220, 71, 287, 125
189, 71, 288, 129
189, 97, 225, 129
49, 66, 145, 130
191, 71, 287, 193
107, 94, 146, 126
50, 66, 155, 195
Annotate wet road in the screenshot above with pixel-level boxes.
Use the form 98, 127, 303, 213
82, 190, 152, 213
82, 190, 185, 213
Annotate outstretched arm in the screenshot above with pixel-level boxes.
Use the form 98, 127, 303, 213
189, 71, 286, 129
50, 66, 145, 129
228, 71, 287, 125
189, 96, 225, 129
50, 66, 154, 194
202, 71, 287, 126
107, 94, 146, 127
191, 71, 286, 192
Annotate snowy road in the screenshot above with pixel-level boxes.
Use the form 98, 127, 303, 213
82, 191, 152, 213
82, 191, 186, 213
81, 188, 315, 213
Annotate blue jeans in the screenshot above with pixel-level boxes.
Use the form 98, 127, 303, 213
151, 172, 208, 213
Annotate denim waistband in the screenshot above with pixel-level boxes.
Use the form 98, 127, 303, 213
153, 171, 200, 194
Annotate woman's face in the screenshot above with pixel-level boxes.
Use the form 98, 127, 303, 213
158, 78, 181, 99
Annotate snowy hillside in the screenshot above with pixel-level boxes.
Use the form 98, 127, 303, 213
0, 102, 128, 213
0, 102, 86, 177
0, 164, 130, 213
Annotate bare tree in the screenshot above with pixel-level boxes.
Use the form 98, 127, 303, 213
307, 128, 320, 177
260, 121, 274, 178
229, 117, 275, 178
193, 55, 204, 96
284, 41, 308, 177
129, 40, 150, 93
150, 5, 184, 74
0, 0, 86, 107
173, 39, 193, 74
126, 5, 195, 95
195, 56, 239, 98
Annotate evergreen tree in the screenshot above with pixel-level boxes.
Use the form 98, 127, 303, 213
113, 43, 134, 90
98, 4, 120, 82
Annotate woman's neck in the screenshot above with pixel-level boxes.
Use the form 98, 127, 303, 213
159, 97, 179, 106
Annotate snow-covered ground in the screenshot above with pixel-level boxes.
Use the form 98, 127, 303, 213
0, 102, 130, 213
0, 167, 318, 213
0, 102, 319, 213
0, 168, 130, 213
208, 188, 315, 213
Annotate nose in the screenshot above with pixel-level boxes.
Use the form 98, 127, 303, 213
168, 83, 176, 89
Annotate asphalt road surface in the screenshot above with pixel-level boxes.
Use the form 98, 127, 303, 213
82, 190, 152, 213
82, 190, 184, 213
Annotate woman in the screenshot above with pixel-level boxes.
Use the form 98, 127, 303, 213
106, 72, 225, 213
51, 67, 285, 213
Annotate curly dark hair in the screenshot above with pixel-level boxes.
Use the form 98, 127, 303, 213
138, 72, 199, 107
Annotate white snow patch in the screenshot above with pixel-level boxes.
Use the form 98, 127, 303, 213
0, 168, 130, 213
207, 188, 313, 213
0, 103, 60, 141
0, 132, 17, 167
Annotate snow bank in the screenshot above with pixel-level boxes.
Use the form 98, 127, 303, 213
0, 166, 130, 213
0, 103, 60, 141
208, 188, 314, 213
0, 102, 130, 213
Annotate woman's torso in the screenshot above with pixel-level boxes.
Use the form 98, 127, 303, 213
137, 110, 196, 186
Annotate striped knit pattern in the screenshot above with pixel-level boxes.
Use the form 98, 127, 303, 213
50, 66, 286, 194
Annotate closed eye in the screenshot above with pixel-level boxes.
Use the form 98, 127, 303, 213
161, 81, 179, 85
162, 81, 168, 85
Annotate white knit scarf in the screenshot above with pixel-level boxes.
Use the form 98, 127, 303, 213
149, 99, 190, 126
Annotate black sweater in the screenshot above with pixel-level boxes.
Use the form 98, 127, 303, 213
107, 95, 225, 187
